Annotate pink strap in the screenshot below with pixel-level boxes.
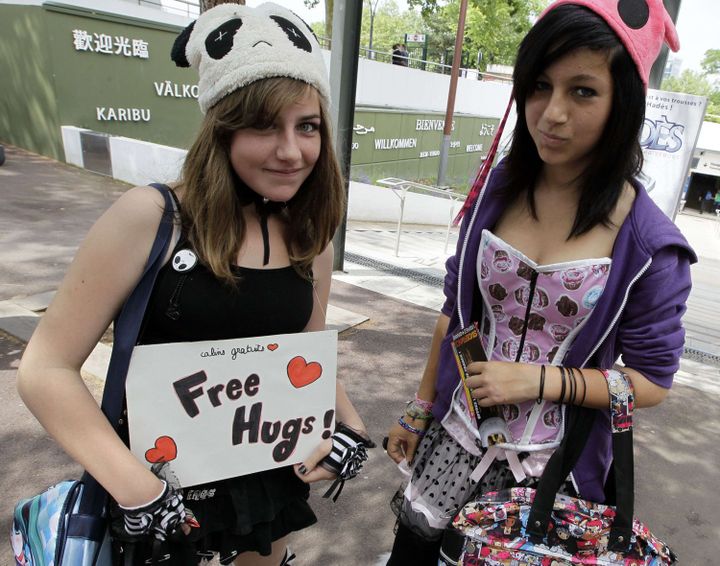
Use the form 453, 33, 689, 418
453, 94, 515, 225
469, 446, 526, 484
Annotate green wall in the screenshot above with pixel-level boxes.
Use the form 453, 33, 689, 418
349, 109, 499, 191
1, 4, 496, 190
0, 6, 62, 159
0, 3, 201, 160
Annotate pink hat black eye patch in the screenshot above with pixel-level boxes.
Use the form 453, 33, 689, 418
618, 0, 650, 29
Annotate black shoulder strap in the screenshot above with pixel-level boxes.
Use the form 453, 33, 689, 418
78, 183, 175, 518
527, 371, 635, 554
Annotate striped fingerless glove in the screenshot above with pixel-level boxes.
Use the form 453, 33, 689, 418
119, 480, 187, 541
320, 423, 374, 502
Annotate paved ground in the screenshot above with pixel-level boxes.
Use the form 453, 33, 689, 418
1, 144, 719, 565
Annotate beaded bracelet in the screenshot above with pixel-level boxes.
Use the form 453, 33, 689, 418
398, 416, 426, 437
405, 400, 433, 421
413, 395, 433, 412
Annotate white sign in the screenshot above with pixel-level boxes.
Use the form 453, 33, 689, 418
405, 33, 426, 43
641, 89, 707, 218
374, 138, 418, 150
126, 330, 337, 487
72, 29, 149, 59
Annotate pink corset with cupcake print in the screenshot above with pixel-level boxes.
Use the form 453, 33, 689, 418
467, 229, 611, 478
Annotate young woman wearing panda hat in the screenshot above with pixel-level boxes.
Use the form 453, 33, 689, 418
17, 3, 371, 564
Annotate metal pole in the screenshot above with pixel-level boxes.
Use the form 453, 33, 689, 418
437, 0, 469, 187
395, 189, 406, 256
329, 1, 363, 271
444, 199, 454, 254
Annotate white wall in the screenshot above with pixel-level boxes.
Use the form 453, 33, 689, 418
347, 181, 462, 226
61, 126, 86, 168
109, 136, 187, 186
326, 51, 514, 119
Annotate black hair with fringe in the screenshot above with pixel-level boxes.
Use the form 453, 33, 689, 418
503, 4, 646, 238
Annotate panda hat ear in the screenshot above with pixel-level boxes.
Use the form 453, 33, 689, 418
171, 20, 195, 67
172, 2, 330, 114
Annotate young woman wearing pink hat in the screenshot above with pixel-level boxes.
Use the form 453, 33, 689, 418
385, 1, 694, 563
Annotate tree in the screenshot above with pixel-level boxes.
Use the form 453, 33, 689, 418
305, 0, 334, 39
359, 0, 426, 59
408, 0, 548, 70
200, 0, 243, 11
662, 69, 720, 124
663, 69, 715, 98
701, 49, 720, 75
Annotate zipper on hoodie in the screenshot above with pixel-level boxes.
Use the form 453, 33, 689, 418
581, 258, 652, 366
456, 181, 492, 329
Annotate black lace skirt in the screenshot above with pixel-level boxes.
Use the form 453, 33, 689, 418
111, 466, 317, 565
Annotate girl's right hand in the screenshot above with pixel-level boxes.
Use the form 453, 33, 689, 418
385, 417, 428, 464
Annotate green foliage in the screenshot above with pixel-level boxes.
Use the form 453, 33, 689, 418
408, 0, 549, 69
662, 69, 720, 124
361, 0, 426, 57
663, 69, 715, 97
304, 0, 333, 39
701, 49, 720, 75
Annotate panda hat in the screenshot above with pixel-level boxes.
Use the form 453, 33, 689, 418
171, 2, 329, 113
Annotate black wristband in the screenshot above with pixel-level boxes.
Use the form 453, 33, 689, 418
577, 367, 588, 406
537, 365, 546, 404
558, 366, 566, 404
567, 367, 576, 406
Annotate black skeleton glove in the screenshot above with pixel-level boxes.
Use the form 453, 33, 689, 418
118, 480, 187, 541
320, 423, 375, 502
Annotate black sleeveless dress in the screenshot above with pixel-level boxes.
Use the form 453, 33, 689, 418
114, 228, 317, 565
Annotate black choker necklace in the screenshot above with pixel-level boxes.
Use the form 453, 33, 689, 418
254, 197, 286, 266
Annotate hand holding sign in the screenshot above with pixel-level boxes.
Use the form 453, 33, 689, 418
126, 330, 337, 488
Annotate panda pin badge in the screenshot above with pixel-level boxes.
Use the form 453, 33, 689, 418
170, 2, 330, 114
172, 249, 198, 273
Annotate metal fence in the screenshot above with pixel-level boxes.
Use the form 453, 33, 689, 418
376, 178, 463, 256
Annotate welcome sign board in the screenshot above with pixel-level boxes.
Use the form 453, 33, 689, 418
126, 330, 337, 487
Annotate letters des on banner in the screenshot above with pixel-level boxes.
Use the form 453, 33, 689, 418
125, 330, 337, 487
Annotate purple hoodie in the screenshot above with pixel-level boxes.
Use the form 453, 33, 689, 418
433, 163, 696, 502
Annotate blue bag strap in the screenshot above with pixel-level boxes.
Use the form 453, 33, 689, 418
77, 183, 176, 519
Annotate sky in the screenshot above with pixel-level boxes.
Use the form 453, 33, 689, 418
247, 0, 719, 73
673, 0, 720, 72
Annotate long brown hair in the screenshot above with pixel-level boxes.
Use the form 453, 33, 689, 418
178, 77, 345, 284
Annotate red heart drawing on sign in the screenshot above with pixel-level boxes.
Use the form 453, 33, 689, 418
145, 436, 177, 464
287, 356, 323, 388
267, 343, 279, 351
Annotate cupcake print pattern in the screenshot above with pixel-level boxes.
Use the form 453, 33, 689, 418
476, 230, 611, 447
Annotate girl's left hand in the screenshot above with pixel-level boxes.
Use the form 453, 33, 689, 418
292, 438, 336, 483
465, 361, 538, 407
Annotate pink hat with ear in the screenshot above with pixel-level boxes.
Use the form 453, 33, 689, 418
540, 0, 680, 88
